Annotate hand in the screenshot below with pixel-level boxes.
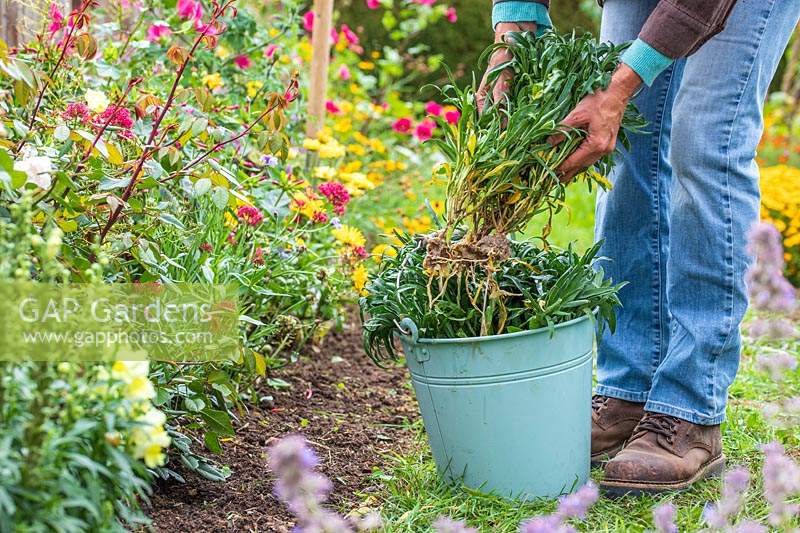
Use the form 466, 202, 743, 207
551, 64, 642, 182
476, 22, 537, 113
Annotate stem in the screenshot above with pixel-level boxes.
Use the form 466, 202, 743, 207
98, 0, 236, 243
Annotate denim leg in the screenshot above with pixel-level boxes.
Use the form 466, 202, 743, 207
594, 0, 684, 403
646, 0, 800, 425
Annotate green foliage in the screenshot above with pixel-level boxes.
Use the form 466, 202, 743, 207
433, 30, 644, 241
360, 232, 623, 362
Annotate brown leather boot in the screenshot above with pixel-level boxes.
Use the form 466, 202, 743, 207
601, 412, 726, 496
591, 395, 645, 466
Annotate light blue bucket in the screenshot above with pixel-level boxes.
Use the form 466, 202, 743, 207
397, 314, 593, 500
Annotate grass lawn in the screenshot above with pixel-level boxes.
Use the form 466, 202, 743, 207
362, 191, 800, 532
370, 336, 799, 531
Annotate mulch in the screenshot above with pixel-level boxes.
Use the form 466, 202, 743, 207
145, 318, 418, 532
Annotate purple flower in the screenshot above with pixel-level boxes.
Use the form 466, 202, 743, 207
519, 515, 567, 533
263, 154, 279, 167
761, 441, 800, 527
730, 521, 768, 533
746, 222, 797, 314
652, 503, 677, 533
432, 517, 478, 533
556, 482, 598, 520
703, 467, 750, 529
756, 350, 798, 381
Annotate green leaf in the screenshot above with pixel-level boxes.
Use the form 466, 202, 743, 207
200, 408, 235, 436
204, 431, 222, 454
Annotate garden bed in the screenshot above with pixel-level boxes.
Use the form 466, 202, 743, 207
146, 318, 417, 532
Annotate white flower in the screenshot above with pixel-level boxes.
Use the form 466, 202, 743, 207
14, 155, 53, 189
111, 360, 150, 382
84, 89, 109, 113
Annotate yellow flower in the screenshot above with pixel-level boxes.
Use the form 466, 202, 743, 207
332, 224, 366, 247
319, 139, 346, 159
142, 444, 166, 468
246, 80, 264, 98
352, 263, 368, 295
85, 89, 109, 113
371, 243, 397, 263
299, 41, 312, 62
292, 190, 325, 220
202, 72, 223, 90
303, 138, 321, 151
339, 172, 376, 196
314, 166, 337, 180
333, 117, 352, 133
111, 360, 149, 382
215, 44, 231, 59
430, 200, 445, 217
125, 376, 156, 401
358, 61, 375, 71
347, 143, 366, 156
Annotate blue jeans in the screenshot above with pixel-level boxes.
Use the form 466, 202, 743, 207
595, 0, 800, 424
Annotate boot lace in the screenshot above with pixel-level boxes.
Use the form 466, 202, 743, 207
636, 413, 680, 445
591, 395, 609, 414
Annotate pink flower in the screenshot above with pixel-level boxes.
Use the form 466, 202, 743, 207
264, 44, 278, 58
303, 10, 314, 33
341, 24, 359, 45
445, 6, 458, 23
338, 64, 351, 80
93, 105, 134, 138
227, 230, 237, 244
325, 100, 342, 114
330, 28, 340, 45
312, 211, 329, 224
233, 55, 252, 69
392, 117, 413, 134
444, 109, 461, 125
366, 0, 380, 8
47, 3, 64, 36
177, 0, 202, 20
318, 182, 350, 215
414, 0, 436, 5
252, 247, 265, 265
425, 101, 443, 117
414, 119, 436, 142
62, 102, 91, 123
237, 205, 264, 226
146, 22, 172, 42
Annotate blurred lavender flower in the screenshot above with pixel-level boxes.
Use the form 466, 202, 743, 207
330, 217, 342, 229
755, 350, 798, 381
556, 482, 599, 520
761, 441, 800, 527
519, 482, 598, 533
652, 502, 678, 533
703, 467, 750, 529
746, 223, 797, 314
263, 154, 279, 167
432, 517, 478, 533
267, 435, 380, 533
729, 520, 767, 533
748, 317, 797, 340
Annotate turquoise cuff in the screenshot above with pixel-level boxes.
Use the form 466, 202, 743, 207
492, 2, 552, 35
621, 38, 673, 87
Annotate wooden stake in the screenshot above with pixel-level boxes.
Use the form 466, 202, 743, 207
306, 0, 334, 138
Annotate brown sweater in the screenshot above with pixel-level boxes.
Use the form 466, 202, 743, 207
492, 0, 739, 59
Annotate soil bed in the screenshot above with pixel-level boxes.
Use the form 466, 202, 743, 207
147, 319, 417, 532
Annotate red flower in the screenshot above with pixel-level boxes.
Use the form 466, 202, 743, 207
177, 0, 202, 20
392, 117, 413, 134
62, 102, 91, 123
444, 109, 461, 125
227, 230, 237, 244
48, 2, 65, 36
252, 247, 265, 265
414, 119, 437, 142
312, 211, 329, 224
341, 24, 359, 45
353, 246, 368, 259
199, 242, 213, 253
425, 101, 443, 117
233, 55, 252, 69
318, 181, 350, 215
325, 100, 342, 114
237, 205, 264, 226
446, 6, 458, 23
303, 10, 314, 32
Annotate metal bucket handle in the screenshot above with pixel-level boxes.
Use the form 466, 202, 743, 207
397, 317, 420, 344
